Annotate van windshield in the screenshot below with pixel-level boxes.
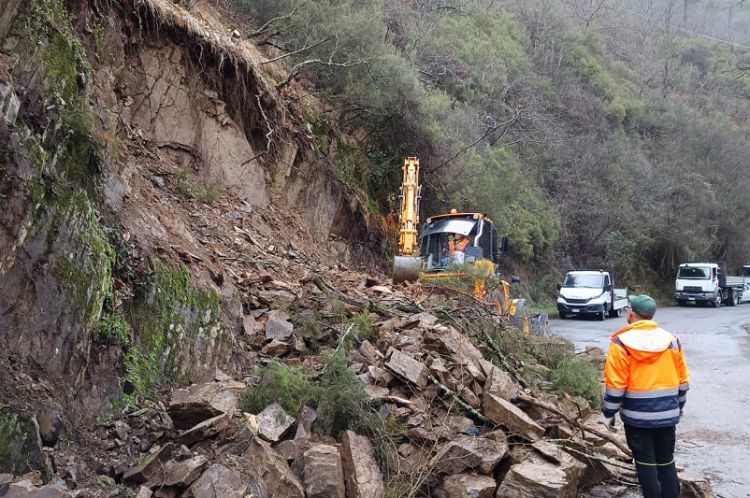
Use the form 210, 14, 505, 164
563, 274, 603, 288
678, 267, 710, 279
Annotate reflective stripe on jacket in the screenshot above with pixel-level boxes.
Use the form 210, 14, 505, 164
603, 320, 690, 428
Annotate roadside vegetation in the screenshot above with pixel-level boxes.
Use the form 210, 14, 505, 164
230, 0, 750, 291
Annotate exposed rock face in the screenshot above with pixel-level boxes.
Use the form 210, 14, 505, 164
495, 461, 576, 498
303, 444, 346, 498
341, 431, 384, 498
435, 473, 497, 498
168, 383, 240, 430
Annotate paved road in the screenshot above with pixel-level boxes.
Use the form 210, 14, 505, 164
549, 305, 750, 498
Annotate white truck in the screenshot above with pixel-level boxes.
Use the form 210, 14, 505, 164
674, 261, 745, 307
556, 270, 628, 320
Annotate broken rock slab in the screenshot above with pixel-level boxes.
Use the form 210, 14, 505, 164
261, 338, 289, 356
176, 414, 229, 446
483, 394, 544, 441
495, 460, 576, 498
243, 439, 304, 498
384, 348, 428, 388
0, 480, 73, 498
484, 366, 520, 402
303, 444, 345, 498
435, 472, 497, 498
265, 310, 294, 340
678, 472, 715, 498
184, 464, 246, 498
123, 443, 175, 485
168, 383, 240, 430
431, 436, 507, 475
341, 430, 384, 498
147, 455, 208, 489
256, 402, 295, 442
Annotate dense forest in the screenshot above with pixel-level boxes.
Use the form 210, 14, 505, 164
231, 0, 750, 292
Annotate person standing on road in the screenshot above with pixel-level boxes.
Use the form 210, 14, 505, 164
602, 294, 690, 498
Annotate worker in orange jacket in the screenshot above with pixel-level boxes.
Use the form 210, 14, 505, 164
603, 294, 690, 498
448, 234, 470, 264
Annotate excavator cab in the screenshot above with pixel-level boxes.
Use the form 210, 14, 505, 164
420, 213, 501, 271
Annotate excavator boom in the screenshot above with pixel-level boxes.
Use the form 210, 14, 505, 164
393, 157, 422, 283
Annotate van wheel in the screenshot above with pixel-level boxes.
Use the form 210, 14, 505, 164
599, 308, 606, 320
609, 307, 620, 318
559, 312, 566, 319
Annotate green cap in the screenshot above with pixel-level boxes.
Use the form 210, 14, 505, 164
629, 294, 657, 318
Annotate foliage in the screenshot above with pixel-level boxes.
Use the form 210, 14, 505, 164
230, 0, 750, 286
242, 360, 317, 415
551, 357, 603, 407
242, 351, 393, 466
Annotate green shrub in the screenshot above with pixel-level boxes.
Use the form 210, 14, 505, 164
242, 360, 318, 415
551, 357, 603, 407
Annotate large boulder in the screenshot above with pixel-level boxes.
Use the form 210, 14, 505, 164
431, 436, 507, 475
146, 455, 208, 489
184, 464, 246, 498
265, 310, 294, 340
303, 444, 346, 498
495, 460, 576, 498
168, 382, 240, 430
341, 431, 384, 498
385, 348, 428, 388
243, 439, 304, 498
483, 367, 519, 402
256, 403, 295, 442
483, 394, 544, 440
435, 473, 497, 498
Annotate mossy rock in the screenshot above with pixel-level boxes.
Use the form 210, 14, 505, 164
0, 409, 48, 476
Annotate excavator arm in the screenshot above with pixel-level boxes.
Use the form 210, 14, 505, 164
393, 157, 423, 283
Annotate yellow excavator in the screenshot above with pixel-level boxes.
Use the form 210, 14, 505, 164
392, 157, 529, 331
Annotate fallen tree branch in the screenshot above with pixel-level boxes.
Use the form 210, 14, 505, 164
517, 394, 632, 457
249, 9, 297, 37
261, 37, 330, 65
430, 375, 489, 424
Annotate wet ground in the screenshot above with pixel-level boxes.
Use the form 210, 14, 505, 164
549, 305, 750, 498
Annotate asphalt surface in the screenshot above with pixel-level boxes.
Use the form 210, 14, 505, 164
549, 305, 750, 498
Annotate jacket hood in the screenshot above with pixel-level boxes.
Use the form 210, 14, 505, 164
611, 320, 675, 363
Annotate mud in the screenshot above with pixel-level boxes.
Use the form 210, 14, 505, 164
549, 305, 750, 497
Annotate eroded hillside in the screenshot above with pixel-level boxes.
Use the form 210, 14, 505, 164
0, 1, 715, 497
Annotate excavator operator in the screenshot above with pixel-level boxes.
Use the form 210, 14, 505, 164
448, 234, 470, 264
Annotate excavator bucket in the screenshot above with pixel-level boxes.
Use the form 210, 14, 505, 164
393, 255, 422, 284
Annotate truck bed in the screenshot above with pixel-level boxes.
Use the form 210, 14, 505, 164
725, 276, 744, 288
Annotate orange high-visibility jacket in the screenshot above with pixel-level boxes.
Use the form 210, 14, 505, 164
603, 320, 690, 428
449, 237, 470, 254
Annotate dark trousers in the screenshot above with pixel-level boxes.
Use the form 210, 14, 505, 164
624, 425, 680, 498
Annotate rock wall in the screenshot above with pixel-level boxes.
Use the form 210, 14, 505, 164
0, 0, 380, 423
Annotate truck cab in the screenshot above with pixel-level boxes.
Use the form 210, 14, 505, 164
674, 261, 744, 307
557, 270, 628, 320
